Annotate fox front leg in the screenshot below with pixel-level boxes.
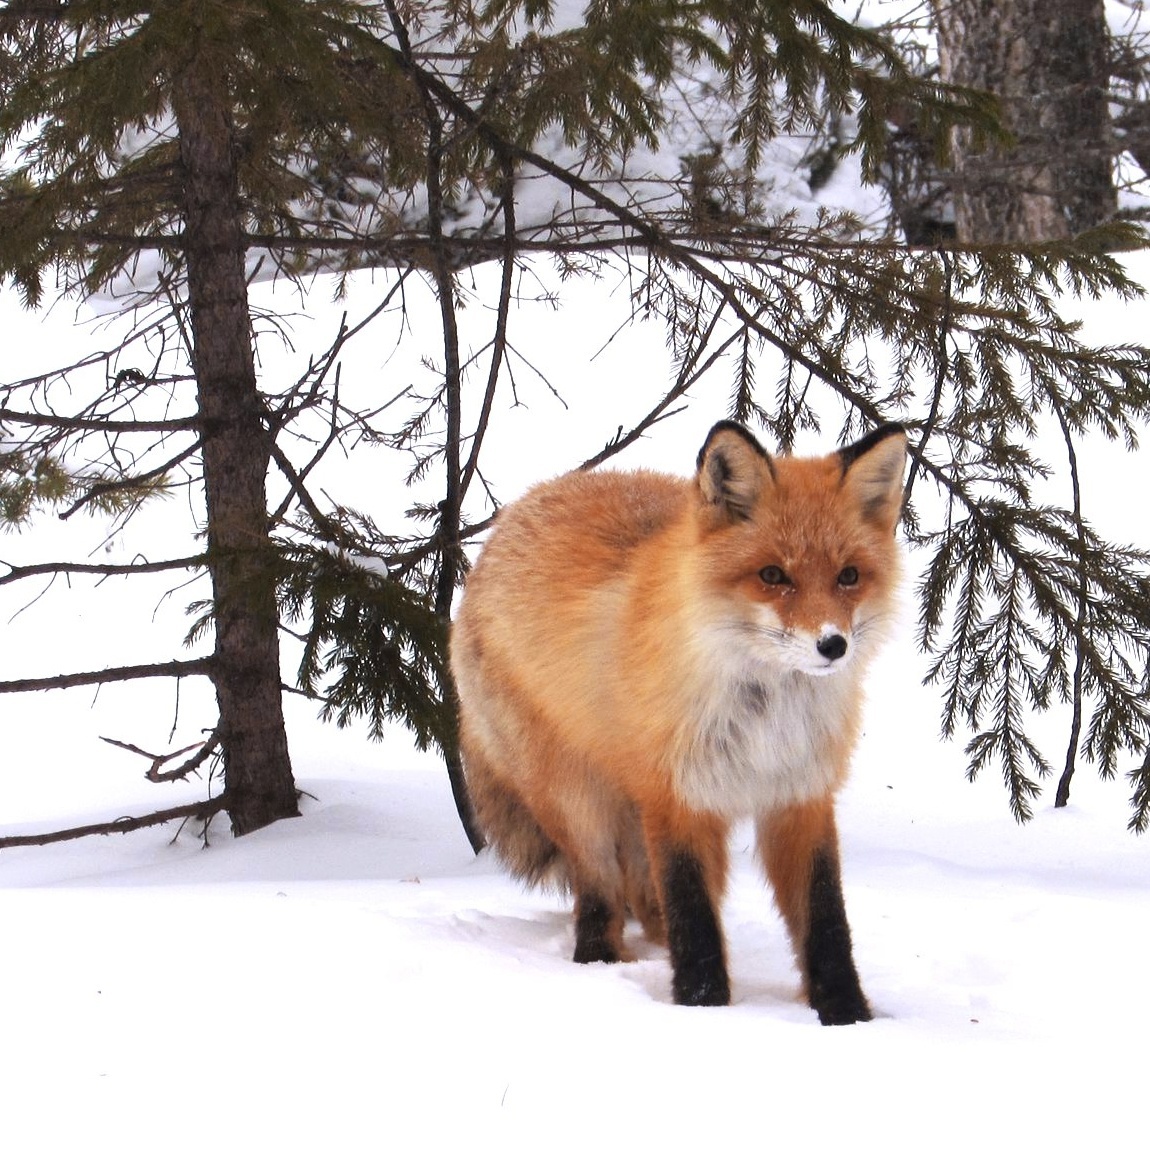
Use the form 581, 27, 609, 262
645, 809, 732, 1007
758, 800, 872, 1026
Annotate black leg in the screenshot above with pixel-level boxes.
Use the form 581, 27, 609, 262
804, 850, 872, 1025
573, 891, 621, 964
662, 851, 730, 1006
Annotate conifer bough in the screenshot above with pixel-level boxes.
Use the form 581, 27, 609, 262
1, 1, 1149, 842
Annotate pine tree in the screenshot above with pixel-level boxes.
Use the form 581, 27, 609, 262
0, 0, 437, 838
2, 1, 1150, 844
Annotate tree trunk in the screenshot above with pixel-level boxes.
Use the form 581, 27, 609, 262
172, 43, 299, 836
933, 0, 1114, 242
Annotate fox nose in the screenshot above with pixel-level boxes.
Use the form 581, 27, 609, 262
816, 633, 848, 661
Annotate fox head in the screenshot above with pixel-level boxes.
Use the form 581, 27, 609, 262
693, 421, 907, 677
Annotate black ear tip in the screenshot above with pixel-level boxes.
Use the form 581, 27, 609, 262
864, 422, 907, 444
838, 423, 907, 469
696, 421, 769, 523
696, 421, 769, 470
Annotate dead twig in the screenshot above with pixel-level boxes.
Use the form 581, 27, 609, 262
99, 732, 221, 782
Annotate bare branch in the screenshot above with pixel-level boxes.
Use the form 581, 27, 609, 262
0, 406, 198, 433
903, 248, 952, 510
268, 439, 349, 545
383, 0, 483, 854
0, 797, 227, 851
460, 156, 516, 503
0, 555, 207, 587
383, 50, 900, 429
1053, 402, 1088, 809
0, 657, 214, 694
578, 296, 731, 471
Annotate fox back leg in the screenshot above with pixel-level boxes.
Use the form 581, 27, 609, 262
619, 809, 665, 945
533, 778, 638, 965
462, 715, 668, 962
470, 769, 630, 963
757, 799, 872, 1025
572, 799, 665, 960
458, 694, 638, 963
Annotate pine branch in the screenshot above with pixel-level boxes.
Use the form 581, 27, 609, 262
1128, 747, 1150, 834
56, 438, 200, 520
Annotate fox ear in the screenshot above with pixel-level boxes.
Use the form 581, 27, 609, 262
696, 421, 771, 523
838, 424, 907, 531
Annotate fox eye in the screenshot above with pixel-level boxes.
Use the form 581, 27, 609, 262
838, 566, 859, 587
760, 565, 789, 586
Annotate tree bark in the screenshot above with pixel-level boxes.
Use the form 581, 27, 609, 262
933, 0, 1114, 242
172, 41, 299, 836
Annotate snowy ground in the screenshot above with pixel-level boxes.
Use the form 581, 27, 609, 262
3, 261, 1150, 1146
3, 683, 1148, 1147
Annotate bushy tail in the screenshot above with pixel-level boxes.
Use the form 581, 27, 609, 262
464, 756, 571, 891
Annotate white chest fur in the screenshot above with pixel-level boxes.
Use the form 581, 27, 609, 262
670, 660, 857, 816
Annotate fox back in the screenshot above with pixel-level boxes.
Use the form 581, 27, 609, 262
451, 421, 906, 1021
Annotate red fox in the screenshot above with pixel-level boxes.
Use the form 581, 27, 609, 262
450, 421, 906, 1023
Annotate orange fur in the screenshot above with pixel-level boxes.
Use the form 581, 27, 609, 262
451, 422, 906, 1017
756, 797, 840, 997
